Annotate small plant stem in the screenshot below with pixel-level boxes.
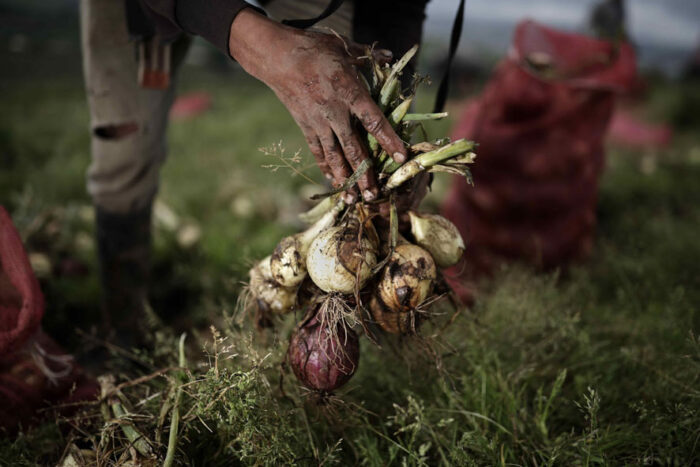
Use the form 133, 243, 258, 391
379, 78, 399, 111
368, 98, 413, 155
163, 333, 187, 467
299, 193, 340, 224
111, 400, 153, 457
411, 139, 475, 167
99, 401, 111, 452
98, 374, 153, 458
379, 44, 418, 110
379, 153, 400, 173
403, 112, 449, 121
367, 134, 379, 154
372, 61, 385, 94
298, 198, 345, 247
389, 98, 413, 125
299, 402, 319, 461
390, 195, 398, 250
155, 392, 173, 445
310, 159, 371, 200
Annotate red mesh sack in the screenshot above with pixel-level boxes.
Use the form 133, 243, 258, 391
442, 20, 636, 303
0, 206, 44, 356
0, 206, 98, 432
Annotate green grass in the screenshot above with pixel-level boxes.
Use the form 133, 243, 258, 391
1, 62, 699, 465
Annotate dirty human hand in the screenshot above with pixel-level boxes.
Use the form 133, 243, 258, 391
229, 9, 408, 203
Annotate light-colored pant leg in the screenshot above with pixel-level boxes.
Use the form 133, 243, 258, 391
80, 0, 177, 214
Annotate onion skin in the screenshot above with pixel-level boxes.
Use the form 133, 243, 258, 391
270, 235, 305, 287
270, 201, 344, 288
249, 256, 297, 314
287, 314, 360, 392
408, 211, 465, 268
377, 244, 436, 313
369, 293, 415, 335
307, 226, 377, 294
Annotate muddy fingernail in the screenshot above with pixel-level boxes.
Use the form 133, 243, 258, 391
324, 173, 333, 181
344, 192, 356, 204
393, 152, 407, 163
379, 49, 393, 59
363, 189, 376, 201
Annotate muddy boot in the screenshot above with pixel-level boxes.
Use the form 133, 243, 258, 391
95, 204, 152, 348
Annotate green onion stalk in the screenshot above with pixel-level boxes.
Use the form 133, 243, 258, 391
403, 112, 449, 121
385, 139, 476, 190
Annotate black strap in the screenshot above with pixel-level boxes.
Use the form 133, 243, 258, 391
282, 0, 346, 29
433, 0, 466, 113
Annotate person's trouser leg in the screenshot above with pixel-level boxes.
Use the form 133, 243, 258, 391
80, 0, 187, 341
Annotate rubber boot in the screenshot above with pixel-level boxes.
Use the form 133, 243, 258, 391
95, 204, 152, 348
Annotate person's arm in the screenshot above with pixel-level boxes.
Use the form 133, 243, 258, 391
227, 9, 407, 202
174, 0, 257, 57
141, 2, 407, 202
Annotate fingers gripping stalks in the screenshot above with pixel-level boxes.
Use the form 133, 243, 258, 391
230, 10, 408, 203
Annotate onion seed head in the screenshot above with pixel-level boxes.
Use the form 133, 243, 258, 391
408, 211, 465, 268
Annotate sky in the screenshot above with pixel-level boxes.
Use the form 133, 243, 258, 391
424, 0, 700, 74
6, 0, 698, 75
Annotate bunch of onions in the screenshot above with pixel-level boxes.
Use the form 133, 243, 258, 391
371, 244, 436, 334
245, 45, 476, 394
287, 311, 360, 393
306, 221, 378, 294
408, 211, 465, 268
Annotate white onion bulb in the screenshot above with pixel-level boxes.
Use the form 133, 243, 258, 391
307, 225, 378, 294
270, 235, 305, 287
249, 256, 297, 313
377, 244, 436, 313
270, 200, 343, 287
408, 211, 465, 268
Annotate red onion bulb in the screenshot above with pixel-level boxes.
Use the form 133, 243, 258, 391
287, 314, 360, 392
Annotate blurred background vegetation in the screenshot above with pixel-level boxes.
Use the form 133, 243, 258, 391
1, 0, 699, 465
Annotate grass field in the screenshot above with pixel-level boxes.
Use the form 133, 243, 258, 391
1, 49, 700, 465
